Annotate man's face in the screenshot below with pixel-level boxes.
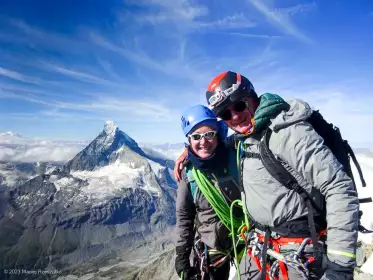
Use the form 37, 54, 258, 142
219, 97, 258, 134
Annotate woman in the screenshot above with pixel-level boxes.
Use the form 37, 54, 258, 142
175, 105, 245, 280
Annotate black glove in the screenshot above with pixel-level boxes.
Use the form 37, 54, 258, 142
180, 267, 198, 280
175, 246, 192, 277
321, 257, 354, 280
320, 269, 353, 280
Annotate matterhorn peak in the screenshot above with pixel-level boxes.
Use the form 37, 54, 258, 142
104, 120, 118, 135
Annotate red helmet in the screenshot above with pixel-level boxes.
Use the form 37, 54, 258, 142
206, 71, 258, 116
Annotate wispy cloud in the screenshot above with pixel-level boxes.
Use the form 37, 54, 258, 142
65, 98, 178, 122
225, 32, 281, 39
132, 1, 256, 32
198, 13, 256, 29
39, 108, 84, 119
237, 42, 279, 71
0, 88, 58, 107
247, 0, 314, 43
96, 58, 121, 81
5, 18, 88, 54
90, 33, 166, 74
133, 0, 208, 26
0, 112, 40, 121
0, 83, 69, 98
0, 66, 40, 84
42, 62, 116, 86
90, 32, 211, 85
1, 85, 178, 123
8, 18, 45, 38
277, 2, 317, 17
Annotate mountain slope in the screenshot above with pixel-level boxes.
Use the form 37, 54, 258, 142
0, 161, 63, 190
0, 121, 177, 279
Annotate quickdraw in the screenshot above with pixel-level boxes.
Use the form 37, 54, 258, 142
191, 239, 232, 280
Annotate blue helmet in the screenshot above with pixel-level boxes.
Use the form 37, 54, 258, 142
181, 105, 219, 137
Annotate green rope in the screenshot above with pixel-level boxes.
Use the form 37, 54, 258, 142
231, 200, 243, 280
192, 167, 245, 235
236, 140, 242, 172
236, 140, 251, 229
232, 140, 252, 280
191, 145, 253, 280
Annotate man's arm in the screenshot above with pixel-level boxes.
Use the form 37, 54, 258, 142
174, 148, 188, 182
272, 120, 359, 270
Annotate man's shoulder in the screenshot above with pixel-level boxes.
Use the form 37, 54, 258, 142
269, 98, 313, 132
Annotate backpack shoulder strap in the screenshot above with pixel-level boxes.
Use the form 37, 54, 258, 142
184, 164, 199, 204
259, 129, 301, 194
258, 128, 322, 212
258, 127, 323, 258
343, 141, 367, 188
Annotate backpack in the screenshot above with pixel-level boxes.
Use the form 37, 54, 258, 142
237, 110, 372, 257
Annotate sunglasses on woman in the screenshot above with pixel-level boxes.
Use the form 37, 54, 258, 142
219, 100, 247, 121
189, 131, 217, 141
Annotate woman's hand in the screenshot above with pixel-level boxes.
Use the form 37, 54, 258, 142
174, 147, 188, 182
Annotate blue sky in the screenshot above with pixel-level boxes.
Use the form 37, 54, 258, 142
0, 0, 373, 146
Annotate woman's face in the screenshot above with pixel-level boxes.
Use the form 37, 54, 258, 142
189, 125, 218, 159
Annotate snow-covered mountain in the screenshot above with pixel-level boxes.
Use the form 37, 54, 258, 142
56, 121, 177, 205
0, 121, 177, 279
0, 161, 63, 189
65, 121, 146, 172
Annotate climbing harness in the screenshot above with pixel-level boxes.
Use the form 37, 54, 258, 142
188, 238, 232, 280
247, 230, 327, 280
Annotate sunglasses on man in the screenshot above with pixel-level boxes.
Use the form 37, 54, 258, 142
219, 100, 247, 121
189, 131, 217, 141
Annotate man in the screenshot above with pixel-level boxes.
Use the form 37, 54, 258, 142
175, 71, 359, 280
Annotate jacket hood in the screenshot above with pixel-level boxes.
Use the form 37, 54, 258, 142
269, 99, 313, 132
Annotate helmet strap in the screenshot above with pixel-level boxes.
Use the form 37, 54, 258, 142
241, 117, 256, 135
241, 99, 257, 135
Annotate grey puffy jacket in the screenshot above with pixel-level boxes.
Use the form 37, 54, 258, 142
241, 98, 359, 269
